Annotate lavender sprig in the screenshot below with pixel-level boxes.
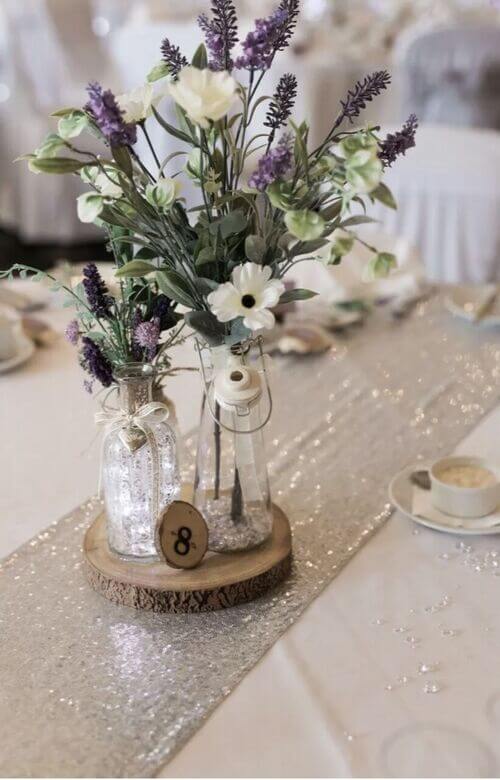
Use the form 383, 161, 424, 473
84, 83, 137, 147
80, 337, 114, 388
235, 8, 288, 70
160, 38, 188, 78
339, 71, 391, 123
198, 0, 238, 71
274, 0, 300, 51
82, 263, 113, 318
265, 73, 298, 138
249, 134, 292, 191
379, 114, 418, 167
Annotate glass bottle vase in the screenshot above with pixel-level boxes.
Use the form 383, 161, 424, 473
102, 363, 180, 560
193, 345, 273, 552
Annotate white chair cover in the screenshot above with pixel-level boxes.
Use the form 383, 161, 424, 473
401, 26, 500, 130
1, 0, 115, 241
372, 124, 500, 283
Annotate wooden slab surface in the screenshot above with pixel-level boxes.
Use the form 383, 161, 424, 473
84, 504, 292, 613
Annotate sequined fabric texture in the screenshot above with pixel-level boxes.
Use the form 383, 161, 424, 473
1, 294, 499, 777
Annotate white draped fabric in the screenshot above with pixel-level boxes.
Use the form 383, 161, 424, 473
372, 125, 500, 283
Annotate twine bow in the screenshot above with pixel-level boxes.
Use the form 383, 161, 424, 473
95, 402, 169, 524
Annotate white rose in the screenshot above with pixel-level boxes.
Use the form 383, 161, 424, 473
117, 83, 168, 124
168, 67, 237, 128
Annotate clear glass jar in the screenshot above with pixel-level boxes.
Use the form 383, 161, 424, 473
102, 363, 180, 560
193, 345, 272, 552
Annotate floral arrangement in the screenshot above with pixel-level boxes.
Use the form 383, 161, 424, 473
4, 0, 417, 387
1, 255, 185, 394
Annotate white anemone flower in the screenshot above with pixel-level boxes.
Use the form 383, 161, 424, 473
207, 263, 285, 331
168, 67, 237, 128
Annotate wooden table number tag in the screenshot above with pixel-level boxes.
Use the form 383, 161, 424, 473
158, 501, 209, 569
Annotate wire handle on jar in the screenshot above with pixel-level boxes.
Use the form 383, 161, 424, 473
195, 336, 273, 434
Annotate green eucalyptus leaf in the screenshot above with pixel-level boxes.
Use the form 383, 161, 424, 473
340, 215, 378, 228
225, 318, 251, 346
111, 145, 133, 178
192, 43, 208, 69
279, 288, 317, 304
209, 210, 247, 239
147, 61, 170, 82
57, 111, 88, 140
365, 252, 397, 280
29, 157, 86, 174
156, 270, 196, 308
183, 310, 224, 346
245, 234, 266, 263
195, 277, 219, 296
196, 247, 216, 266
371, 182, 397, 210
134, 247, 158, 260
77, 193, 104, 223
115, 260, 157, 278
50, 107, 80, 118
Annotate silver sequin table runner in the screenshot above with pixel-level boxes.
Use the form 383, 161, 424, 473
1, 294, 499, 777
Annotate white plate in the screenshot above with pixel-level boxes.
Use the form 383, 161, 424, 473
389, 464, 500, 536
0, 331, 35, 374
445, 285, 500, 327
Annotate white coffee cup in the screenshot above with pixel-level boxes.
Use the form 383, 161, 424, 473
0, 314, 18, 361
430, 456, 500, 518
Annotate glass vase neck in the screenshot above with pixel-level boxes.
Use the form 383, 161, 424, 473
115, 363, 154, 415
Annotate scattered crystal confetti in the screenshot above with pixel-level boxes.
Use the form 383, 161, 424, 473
393, 626, 409, 634
405, 635, 421, 647
423, 682, 442, 694
418, 662, 440, 674
441, 628, 460, 638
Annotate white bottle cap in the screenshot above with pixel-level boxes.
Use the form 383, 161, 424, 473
213, 363, 262, 411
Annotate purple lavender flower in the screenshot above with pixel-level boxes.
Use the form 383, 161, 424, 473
265, 73, 297, 139
85, 82, 137, 147
248, 134, 292, 191
198, 0, 238, 71
274, 0, 300, 51
134, 318, 161, 360
83, 379, 94, 394
379, 114, 418, 167
82, 263, 113, 318
80, 337, 114, 388
235, 8, 288, 70
65, 319, 80, 345
339, 71, 391, 124
235, 0, 299, 70
161, 38, 188, 78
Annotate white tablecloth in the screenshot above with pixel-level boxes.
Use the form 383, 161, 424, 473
2, 281, 500, 777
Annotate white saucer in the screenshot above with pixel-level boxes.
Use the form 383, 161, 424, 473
389, 464, 500, 536
0, 331, 35, 374
445, 285, 500, 328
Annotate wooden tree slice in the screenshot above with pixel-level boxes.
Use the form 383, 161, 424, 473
84, 504, 292, 613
